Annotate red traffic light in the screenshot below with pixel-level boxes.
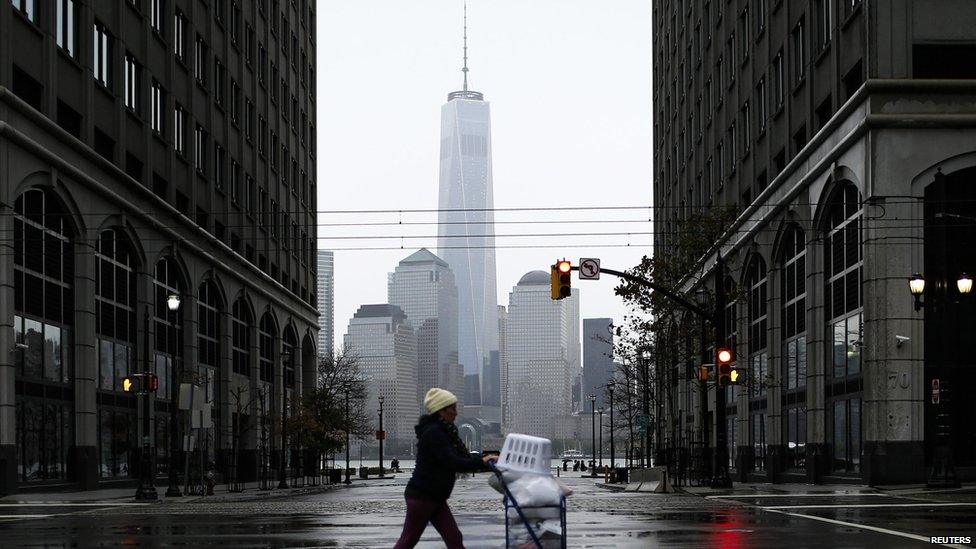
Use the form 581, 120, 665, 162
147, 374, 159, 392
557, 260, 572, 274
717, 348, 733, 364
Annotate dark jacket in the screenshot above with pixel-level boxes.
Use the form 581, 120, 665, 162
404, 415, 487, 501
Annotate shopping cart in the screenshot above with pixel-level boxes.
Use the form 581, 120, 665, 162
489, 433, 568, 549
489, 462, 567, 549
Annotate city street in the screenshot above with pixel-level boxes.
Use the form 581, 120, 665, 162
1, 474, 975, 547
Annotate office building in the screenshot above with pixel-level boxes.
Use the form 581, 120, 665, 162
437, 9, 498, 394
387, 248, 460, 403
316, 251, 334, 366
504, 271, 579, 442
653, 0, 976, 484
583, 318, 615, 409
343, 305, 418, 446
1, 0, 318, 494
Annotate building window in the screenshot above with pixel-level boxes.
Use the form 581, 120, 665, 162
824, 184, 863, 473
174, 104, 186, 155
195, 35, 207, 85
153, 257, 182, 413
231, 81, 241, 124
245, 99, 254, 141
174, 10, 187, 61
815, 0, 831, 50
151, 0, 163, 33
791, 18, 806, 84
93, 21, 112, 87
151, 80, 164, 134
95, 230, 136, 394
245, 174, 255, 214
246, 24, 255, 65
198, 281, 221, 407
214, 144, 226, 190
773, 49, 784, 108
780, 224, 807, 470
755, 0, 766, 36
214, 60, 227, 107
195, 125, 207, 174
232, 298, 251, 376
56, 0, 77, 57
124, 54, 140, 112
11, 0, 36, 22
756, 77, 767, 135
259, 314, 275, 383
231, 160, 241, 204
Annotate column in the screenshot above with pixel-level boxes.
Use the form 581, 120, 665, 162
805, 225, 828, 483
70, 230, 98, 489
0, 197, 17, 494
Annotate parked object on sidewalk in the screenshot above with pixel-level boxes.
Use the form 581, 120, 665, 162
393, 388, 498, 549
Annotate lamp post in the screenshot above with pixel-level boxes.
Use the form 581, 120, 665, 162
608, 380, 616, 471
589, 394, 596, 477
378, 395, 385, 478
344, 388, 351, 485
164, 293, 182, 498
597, 408, 604, 472
278, 351, 292, 490
135, 310, 158, 501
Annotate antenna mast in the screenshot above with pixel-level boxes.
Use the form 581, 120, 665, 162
462, 1, 469, 91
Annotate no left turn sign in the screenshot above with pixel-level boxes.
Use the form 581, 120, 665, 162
579, 258, 600, 280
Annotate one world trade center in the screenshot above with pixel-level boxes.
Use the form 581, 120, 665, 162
437, 5, 498, 403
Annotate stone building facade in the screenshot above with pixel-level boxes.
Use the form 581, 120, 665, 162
653, 0, 976, 484
1, 0, 318, 494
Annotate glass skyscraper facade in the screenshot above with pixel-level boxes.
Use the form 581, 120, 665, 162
388, 249, 461, 405
437, 88, 498, 391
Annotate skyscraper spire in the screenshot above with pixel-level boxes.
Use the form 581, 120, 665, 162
462, 1, 469, 92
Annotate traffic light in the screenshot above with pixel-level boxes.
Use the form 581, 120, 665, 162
698, 365, 710, 381
121, 374, 160, 394
717, 347, 734, 386
550, 260, 572, 300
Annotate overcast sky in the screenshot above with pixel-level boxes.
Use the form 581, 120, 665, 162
316, 0, 652, 346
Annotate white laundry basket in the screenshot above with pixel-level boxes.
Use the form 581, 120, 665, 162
496, 433, 552, 475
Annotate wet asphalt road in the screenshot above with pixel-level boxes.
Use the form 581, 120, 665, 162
1, 475, 975, 548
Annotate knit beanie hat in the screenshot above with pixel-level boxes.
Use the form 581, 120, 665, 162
424, 388, 458, 413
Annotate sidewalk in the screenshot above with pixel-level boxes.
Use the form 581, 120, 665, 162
0, 477, 384, 505
681, 482, 881, 497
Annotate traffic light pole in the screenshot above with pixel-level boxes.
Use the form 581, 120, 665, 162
568, 263, 730, 488
711, 255, 732, 489
135, 310, 158, 501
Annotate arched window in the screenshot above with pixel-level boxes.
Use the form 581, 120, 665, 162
745, 256, 768, 472
95, 229, 137, 479
153, 257, 183, 474
232, 298, 252, 377
198, 280, 221, 404
259, 313, 276, 383
283, 326, 297, 389
780, 224, 807, 470
13, 189, 74, 482
823, 184, 863, 473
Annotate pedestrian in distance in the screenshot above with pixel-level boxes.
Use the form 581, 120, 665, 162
393, 388, 498, 549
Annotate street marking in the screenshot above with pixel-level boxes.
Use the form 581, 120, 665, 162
761, 502, 976, 510
763, 508, 969, 549
0, 514, 54, 519
705, 492, 887, 499
0, 502, 150, 507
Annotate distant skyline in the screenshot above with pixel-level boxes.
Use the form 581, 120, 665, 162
316, 1, 652, 350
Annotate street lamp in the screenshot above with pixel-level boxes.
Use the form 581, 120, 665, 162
597, 408, 604, 473
278, 351, 292, 490
958, 273, 973, 295
589, 394, 596, 477
165, 293, 182, 498
909, 273, 926, 311
378, 395, 385, 478
607, 380, 616, 472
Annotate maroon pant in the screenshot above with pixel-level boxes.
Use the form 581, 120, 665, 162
393, 497, 464, 549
